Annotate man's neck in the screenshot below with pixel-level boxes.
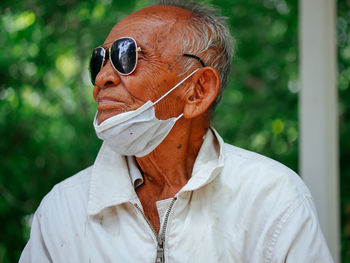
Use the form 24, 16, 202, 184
136, 117, 208, 199
135, 116, 209, 232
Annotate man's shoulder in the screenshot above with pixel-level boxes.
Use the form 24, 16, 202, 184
222, 142, 297, 174
220, 142, 311, 201
215, 143, 332, 262
38, 166, 93, 212
50, 166, 92, 195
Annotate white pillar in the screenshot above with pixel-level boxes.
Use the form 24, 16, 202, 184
299, 0, 339, 262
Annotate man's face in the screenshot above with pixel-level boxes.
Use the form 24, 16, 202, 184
93, 5, 193, 124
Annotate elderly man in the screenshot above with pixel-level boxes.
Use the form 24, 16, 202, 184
20, 1, 333, 262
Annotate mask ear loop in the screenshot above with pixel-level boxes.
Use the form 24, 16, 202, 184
175, 112, 184, 121
153, 68, 200, 105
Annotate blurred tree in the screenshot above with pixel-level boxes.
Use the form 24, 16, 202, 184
0, 0, 348, 262
213, 0, 299, 171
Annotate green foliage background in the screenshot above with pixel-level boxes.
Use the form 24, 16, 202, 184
0, 0, 348, 261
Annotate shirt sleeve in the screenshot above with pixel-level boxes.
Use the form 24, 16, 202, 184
268, 195, 334, 263
19, 210, 52, 263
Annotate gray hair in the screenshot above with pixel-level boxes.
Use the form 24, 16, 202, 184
152, 0, 235, 108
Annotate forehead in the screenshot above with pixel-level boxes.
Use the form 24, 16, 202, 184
104, 5, 192, 51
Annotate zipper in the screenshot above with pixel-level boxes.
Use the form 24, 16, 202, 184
134, 197, 177, 263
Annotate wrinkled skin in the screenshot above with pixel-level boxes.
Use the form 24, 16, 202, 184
93, 5, 220, 232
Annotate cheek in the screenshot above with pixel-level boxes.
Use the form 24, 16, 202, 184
124, 66, 178, 102
122, 72, 160, 102
153, 77, 187, 119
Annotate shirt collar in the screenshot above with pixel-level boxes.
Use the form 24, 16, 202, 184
87, 127, 224, 215
178, 127, 224, 194
126, 156, 144, 188
87, 142, 139, 215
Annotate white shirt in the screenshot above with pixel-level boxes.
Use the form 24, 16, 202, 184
19, 128, 333, 263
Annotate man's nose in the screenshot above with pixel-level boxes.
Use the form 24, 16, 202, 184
94, 61, 121, 89
93, 61, 121, 100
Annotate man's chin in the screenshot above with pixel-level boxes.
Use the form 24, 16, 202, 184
96, 102, 142, 124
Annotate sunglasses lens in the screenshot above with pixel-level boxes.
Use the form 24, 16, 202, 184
110, 38, 137, 75
90, 47, 105, 85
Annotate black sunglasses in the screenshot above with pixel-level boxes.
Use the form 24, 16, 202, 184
89, 37, 206, 85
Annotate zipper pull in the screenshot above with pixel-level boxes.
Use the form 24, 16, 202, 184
155, 240, 164, 263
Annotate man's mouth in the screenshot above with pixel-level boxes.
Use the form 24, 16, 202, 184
97, 97, 125, 111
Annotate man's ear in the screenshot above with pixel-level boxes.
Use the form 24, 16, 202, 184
183, 67, 220, 118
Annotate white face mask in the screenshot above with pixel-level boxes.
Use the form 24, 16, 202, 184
93, 68, 199, 157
